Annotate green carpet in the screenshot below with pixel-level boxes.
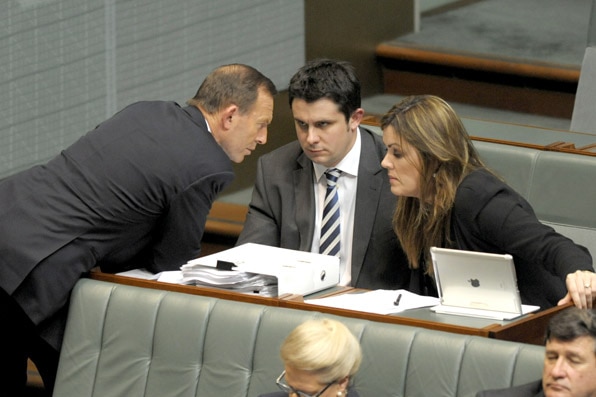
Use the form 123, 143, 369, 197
390, 0, 593, 67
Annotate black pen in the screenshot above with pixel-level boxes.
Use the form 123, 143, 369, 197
394, 293, 402, 306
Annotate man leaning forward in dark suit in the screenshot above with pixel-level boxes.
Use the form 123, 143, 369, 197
0, 63, 276, 396
477, 307, 596, 397
237, 58, 409, 289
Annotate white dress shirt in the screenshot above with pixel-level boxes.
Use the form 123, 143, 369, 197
311, 129, 361, 286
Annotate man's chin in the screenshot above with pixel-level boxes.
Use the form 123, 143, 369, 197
230, 154, 245, 163
306, 153, 331, 167
232, 150, 253, 163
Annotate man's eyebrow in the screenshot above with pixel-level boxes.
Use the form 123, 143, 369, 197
312, 119, 335, 125
293, 117, 335, 123
566, 350, 586, 358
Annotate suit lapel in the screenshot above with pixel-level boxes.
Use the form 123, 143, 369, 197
295, 153, 316, 251
351, 130, 384, 283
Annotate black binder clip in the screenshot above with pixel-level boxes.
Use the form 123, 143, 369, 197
216, 260, 237, 271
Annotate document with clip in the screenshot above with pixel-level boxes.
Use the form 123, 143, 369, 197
182, 243, 340, 296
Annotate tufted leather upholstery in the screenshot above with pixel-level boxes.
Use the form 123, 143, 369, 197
473, 140, 540, 199
53, 279, 545, 397
476, 141, 596, 259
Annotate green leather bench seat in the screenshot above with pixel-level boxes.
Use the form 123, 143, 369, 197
474, 141, 596, 259
528, 150, 596, 255
473, 140, 539, 199
53, 279, 545, 397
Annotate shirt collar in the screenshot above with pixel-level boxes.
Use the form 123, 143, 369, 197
313, 127, 362, 182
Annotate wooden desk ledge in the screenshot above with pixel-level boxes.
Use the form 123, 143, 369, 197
375, 42, 580, 84
362, 116, 596, 157
27, 359, 44, 390
205, 201, 248, 237
546, 141, 576, 149
578, 143, 596, 153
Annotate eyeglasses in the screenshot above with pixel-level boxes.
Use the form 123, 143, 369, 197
276, 370, 336, 397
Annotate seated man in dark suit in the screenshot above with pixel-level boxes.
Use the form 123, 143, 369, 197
237, 58, 409, 290
476, 307, 596, 397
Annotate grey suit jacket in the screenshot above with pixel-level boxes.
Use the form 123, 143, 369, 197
476, 380, 544, 397
237, 128, 409, 289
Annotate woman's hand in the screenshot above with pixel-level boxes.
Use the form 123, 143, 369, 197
558, 270, 596, 308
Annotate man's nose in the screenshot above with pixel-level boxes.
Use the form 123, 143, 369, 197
256, 128, 267, 145
549, 358, 567, 378
306, 128, 319, 144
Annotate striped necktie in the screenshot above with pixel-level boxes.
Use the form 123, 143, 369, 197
320, 168, 341, 256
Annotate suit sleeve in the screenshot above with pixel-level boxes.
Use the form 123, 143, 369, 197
457, 183, 592, 278
147, 171, 234, 272
236, 156, 282, 247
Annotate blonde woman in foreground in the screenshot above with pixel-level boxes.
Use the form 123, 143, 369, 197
260, 318, 362, 397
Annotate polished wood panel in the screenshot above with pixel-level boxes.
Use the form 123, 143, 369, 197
376, 42, 579, 119
376, 42, 580, 83
26, 360, 44, 392
205, 201, 247, 237
362, 115, 596, 157
487, 303, 571, 343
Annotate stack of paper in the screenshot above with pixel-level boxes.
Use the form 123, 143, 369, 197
181, 264, 278, 296
182, 243, 340, 296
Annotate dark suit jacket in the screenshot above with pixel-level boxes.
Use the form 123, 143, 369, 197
476, 380, 544, 397
0, 102, 233, 339
451, 169, 592, 308
237, 127, 409, 289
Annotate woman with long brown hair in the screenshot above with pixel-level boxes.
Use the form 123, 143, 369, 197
380, 95, 594, 309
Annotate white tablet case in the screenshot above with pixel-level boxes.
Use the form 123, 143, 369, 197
429, 247, 539, 320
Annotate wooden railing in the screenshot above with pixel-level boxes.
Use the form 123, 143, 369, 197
362, 115, 596, 157
375, 41, 579, 119
204, 201, 248, 237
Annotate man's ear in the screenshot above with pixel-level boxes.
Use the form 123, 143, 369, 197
221, 104, 240, 131
349, 108, 365, 131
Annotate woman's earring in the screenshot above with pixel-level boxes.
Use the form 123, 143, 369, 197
336, 391, 344, 397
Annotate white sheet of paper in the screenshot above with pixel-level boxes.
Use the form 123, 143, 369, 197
116, 268, 159, 280
115, 269, 184, 284
156, 271, 185, 284
306, 289, 440, 315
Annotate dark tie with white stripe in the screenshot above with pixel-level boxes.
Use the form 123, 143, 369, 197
320, 168, 341, 256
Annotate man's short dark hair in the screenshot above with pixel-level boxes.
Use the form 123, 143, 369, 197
188, 64, 277, 114
288, 58, 361, 122
546, 307, 596, 353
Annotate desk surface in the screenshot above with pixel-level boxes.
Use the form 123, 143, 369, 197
90, 272, 568, 345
